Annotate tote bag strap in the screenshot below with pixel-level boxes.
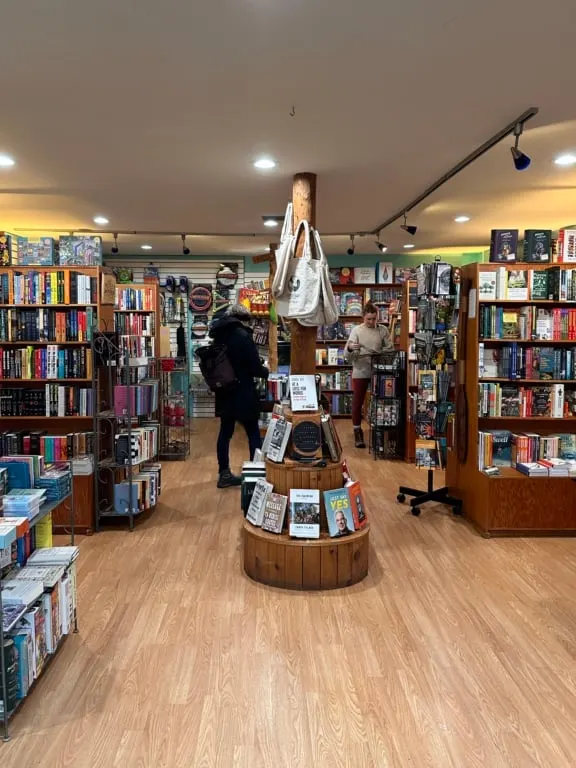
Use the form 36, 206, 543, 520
280, 202, 293, 244
292, 219, 312, 262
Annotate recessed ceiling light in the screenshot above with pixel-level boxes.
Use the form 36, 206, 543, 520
254, 157, 277, 170
454, 215, 471, 223
403, 244, 415, 249
141, 244, 152, 251
93, 215, 109, 226
554, 153, 576, 167
0, 154, 16, 168
263, 218, 278, 227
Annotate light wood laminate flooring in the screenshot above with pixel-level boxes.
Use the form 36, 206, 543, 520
3, 419, 576, 767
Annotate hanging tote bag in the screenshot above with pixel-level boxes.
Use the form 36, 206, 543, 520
274, 220, 323, 320
297, 228, 339, 326
271, 202, 294, 299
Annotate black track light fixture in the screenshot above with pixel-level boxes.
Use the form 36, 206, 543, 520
511, 122, 531, 171
111, 233, 119, 254
400, 213, 418, 237
347, 234, 356, 256
374, 231, 387, 253
181, 234, 190, 256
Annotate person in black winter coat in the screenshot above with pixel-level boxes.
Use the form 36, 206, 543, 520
209, 304, 269, 488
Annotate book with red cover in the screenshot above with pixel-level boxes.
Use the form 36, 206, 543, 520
346, 481, 368, 529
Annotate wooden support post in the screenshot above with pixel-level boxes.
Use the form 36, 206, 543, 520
268, 242, 278, 373
290, 172, 318, 374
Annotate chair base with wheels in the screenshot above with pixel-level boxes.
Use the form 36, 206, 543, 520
397, 468, 463, 517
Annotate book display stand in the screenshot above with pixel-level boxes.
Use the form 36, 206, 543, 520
159, 358, 190, 460
242, 173, 370, 590
396, 262, 463, 516
0, 460, 77, 741
93, 283, 161, 531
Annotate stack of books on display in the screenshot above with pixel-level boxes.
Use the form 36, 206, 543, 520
479, 265, 576, 301
241, 460, 266, 514
36, 466, 72, 502
478, 429, 576, 477
71, 455, 94, 476
0, 430, 94, 462
515, 462, 549, 477
0, 269, 98, 306
2, 489, 47, 520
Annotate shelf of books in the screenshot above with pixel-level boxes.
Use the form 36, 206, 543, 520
0, 265, 115, 536
242, 374, 369, 590
92, 284, 161, 531
0, 456, 79, 740
447, 260, 576, 535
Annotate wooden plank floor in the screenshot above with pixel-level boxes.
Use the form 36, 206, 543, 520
4, 419, 576, 766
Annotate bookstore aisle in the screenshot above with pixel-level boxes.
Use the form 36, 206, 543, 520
3, 421, 576, 767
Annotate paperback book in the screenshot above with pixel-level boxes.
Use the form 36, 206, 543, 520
265, 418, 292, 463
506, 270, 528, 300
289, 489, 320, 539
523, 230, 552, 263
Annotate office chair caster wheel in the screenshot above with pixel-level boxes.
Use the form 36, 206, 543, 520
411, 507, 421, 517
397, 493, 406, 504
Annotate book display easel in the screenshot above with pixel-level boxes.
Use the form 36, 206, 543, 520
0, 458, 78, 741
242, 173, 370, 590
397, 262, 463, 516
93, 284, 161, 531
0, 264, 115, 534
447, 258, 576, 535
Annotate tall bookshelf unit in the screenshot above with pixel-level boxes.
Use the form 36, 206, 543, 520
94, 283, 160, 531
0, 266, 114, 534
447, 262, 576, 535
316, 283, 403, 418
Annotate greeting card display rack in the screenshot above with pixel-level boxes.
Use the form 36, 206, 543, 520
397, 263, 463, 516
369, 351, 406, 459
1, 460, 77, 741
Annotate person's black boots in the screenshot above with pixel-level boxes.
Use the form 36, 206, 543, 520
217, 469, 242, 488
354, 427, 366, 449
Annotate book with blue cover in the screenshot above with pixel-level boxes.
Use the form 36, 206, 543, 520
488, 431, 512, 467
114, 483, 140, 515
324, 488, 355, 538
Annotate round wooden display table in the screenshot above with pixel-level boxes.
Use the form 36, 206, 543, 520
242, 459, 370, 590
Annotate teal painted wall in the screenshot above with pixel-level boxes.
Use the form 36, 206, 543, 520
246, 251, 487, 273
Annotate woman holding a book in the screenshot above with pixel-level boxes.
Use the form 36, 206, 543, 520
344, 301, 393, 448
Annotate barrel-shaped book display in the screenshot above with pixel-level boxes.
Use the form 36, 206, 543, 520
242, 459, 370, 590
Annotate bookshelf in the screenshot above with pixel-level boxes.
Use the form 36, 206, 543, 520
93, 283, 161, 531
0, 266, 114, 535
446, 262, 576, 535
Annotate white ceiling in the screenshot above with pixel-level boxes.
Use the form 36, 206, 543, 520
1, 0, 576, 256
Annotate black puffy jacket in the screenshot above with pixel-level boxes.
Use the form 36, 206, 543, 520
208, 315, 269, 421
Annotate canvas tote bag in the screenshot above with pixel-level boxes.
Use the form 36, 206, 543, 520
274, 220, 323, 320
297, 228, 339, 326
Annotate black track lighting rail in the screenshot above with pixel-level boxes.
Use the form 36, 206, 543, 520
369, 107, 539, 235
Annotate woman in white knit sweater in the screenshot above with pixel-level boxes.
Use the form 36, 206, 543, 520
344, 301, 393, 448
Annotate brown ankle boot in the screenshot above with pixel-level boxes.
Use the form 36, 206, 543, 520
354, 427, 366, 449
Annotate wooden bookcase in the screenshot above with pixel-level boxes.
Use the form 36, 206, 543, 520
317, 283, 403, 419
0, 265, 114, 533
446, 262, 576, 535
